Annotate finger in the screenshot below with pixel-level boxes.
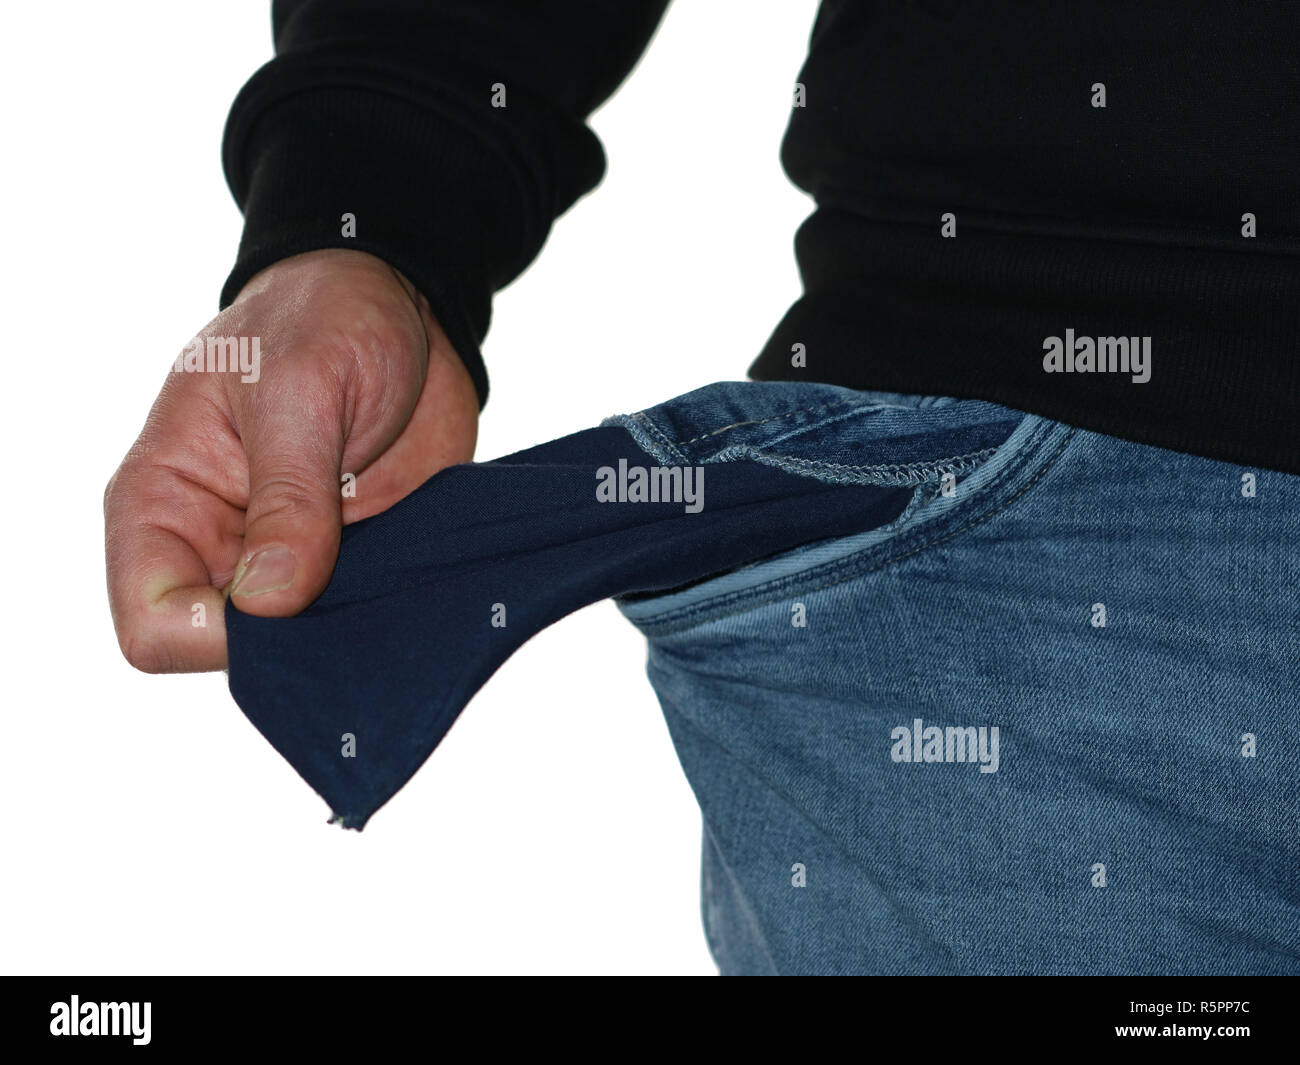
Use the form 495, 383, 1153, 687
105, 459, 244, 673
340, 341, 479, 523
230, 376, 347, 616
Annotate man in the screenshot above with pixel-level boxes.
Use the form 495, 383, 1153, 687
105, 2, 1300, 973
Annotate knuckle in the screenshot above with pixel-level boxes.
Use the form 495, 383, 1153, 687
119, 628, 175, 675
248, 475, 332, 525
352, 308, 422, 365
102, 458, 137, 513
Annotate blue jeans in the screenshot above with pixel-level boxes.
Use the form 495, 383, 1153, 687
613, 381, 1300, 975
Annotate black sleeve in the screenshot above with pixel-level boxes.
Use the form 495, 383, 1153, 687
220, 0, 671, 406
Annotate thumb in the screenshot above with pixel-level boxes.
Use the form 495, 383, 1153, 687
229, 393, 346, 617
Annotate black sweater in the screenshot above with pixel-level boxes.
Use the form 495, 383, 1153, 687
221, 1, 1300, 473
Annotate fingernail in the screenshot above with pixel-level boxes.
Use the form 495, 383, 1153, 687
231, 546, 296, 598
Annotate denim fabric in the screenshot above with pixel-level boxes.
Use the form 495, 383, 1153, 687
615, 383, 1300, 975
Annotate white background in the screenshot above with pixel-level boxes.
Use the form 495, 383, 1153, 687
1, 0, 819, 975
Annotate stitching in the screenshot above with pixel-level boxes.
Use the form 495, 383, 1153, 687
727, 401, 895, 454
633, 424, 1076, 634
641, 395, 1010, 486
671, 399, 864, 447
640, 423, 1068, 631
623, 411, 691, 464
708, 445, 1003, 487
632, 423, 1050, 629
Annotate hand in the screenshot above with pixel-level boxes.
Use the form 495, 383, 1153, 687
105, 248, 479, 672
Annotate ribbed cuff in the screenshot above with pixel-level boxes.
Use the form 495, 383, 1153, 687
219, 48, 601, 409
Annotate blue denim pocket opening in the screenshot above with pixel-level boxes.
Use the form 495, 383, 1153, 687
614, 383, 1076, 631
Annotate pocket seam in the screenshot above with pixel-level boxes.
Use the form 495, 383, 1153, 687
621, 398, 1008, 486
671, 398, 867, 448
625, 421, 1077, 635
609, 394, 882, 466
708, 443, 1004, 487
